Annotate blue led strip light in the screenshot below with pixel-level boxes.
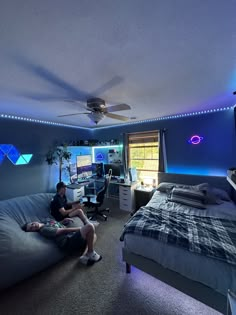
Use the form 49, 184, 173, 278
0, 105, 235, 130
0, 144, 33, 165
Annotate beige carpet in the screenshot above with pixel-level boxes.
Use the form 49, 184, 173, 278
0, 199, 223, 315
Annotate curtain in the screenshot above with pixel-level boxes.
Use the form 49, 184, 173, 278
158, 128, 167, 172
122, 133, 128, 178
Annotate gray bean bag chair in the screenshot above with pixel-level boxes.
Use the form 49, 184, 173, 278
0, 193, 82, 290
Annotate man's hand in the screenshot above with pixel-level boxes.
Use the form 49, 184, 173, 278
61, 218, 74, 225
69, 200, 81, 206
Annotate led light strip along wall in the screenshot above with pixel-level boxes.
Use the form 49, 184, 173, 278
0, 106, 234, 130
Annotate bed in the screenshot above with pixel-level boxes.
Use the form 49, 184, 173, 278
120, 172, 236, 313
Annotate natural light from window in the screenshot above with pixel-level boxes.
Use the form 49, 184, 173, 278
128, 131, 159, 186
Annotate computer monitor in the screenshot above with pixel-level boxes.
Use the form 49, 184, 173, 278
104, 163, 123, 177
91, 162, 103, 177
76, 155, 92, 177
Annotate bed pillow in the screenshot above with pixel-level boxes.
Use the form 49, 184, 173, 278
204, 190, 224, 205
192, 183, 230, 203
211, 187, 231, 201
193, 183, 209, 192
168, 187, 206, 209
174, 184, 193, 190
156, 182, 176, 193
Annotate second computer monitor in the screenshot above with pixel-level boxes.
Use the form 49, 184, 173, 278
104, 163, 123, 177
91, 162, 103, 177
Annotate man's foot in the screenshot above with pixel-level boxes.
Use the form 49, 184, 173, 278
85, 219, 100, 228
79, 251, 102, 266
89, 220, 100, 228
87, 250, 102, 262
79, 255, 95, 266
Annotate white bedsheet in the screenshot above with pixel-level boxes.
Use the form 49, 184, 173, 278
123, 190, 236, 295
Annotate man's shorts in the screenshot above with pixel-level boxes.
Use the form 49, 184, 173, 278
64, 230, 87, 255
65, 204, 72, 210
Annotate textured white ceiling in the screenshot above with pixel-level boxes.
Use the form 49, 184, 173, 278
0, 0, 236, 128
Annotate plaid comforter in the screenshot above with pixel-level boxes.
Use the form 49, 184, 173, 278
120, 206, 236, 266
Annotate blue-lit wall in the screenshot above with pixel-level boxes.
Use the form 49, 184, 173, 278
0, 108, 235, 200
165, 109, 235, 175
94, 109, 236, 177
0, 119, 92, 200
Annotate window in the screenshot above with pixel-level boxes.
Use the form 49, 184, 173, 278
128, 131, 159, 185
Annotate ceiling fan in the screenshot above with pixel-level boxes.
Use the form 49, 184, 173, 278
58, 97, 131, 124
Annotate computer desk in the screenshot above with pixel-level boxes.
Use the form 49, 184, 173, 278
67, 177, 139, 212
109, 180, 139, 212
66, 177, 104, 202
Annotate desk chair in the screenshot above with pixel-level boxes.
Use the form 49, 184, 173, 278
83, 175, 111, 221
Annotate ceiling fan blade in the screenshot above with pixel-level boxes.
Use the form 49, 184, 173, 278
15, 57, 89, 101
63, 99, 88, 110
57, 112, 89, 117
105, 112, 129, 121
63, 99, 83, 103
105, 103, 131, 113
20, 93, 67, 102
90, 76, 123, 96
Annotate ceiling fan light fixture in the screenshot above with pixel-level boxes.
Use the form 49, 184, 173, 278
88, 112, 104, 124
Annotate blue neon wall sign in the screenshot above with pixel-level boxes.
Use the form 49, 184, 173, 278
0, 144, 33, 165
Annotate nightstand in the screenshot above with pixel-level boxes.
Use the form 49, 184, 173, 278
134, 187, 155, 212
119, 181, 139, 212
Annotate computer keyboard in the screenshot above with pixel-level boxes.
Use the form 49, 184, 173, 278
77, 179, 90, 183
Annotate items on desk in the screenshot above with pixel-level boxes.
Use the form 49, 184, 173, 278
117, 178, 125, 183
77, 178, 90, 184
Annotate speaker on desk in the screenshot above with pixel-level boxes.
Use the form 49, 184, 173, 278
129, 167, 137, 182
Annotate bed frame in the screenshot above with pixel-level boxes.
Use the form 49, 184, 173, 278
122, 172, 233, 314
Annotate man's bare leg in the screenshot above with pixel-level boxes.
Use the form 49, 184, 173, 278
79, 225, 101, 265
69, 207, 89, 225
69, 207, 99, 227
80, 224, 97, 253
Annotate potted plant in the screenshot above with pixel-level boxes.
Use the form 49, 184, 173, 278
45, 145, 72, 182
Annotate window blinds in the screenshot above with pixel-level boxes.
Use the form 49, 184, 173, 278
128, 131, 159, 144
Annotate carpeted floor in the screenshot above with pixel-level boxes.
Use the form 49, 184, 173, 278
0, 199, 223, 315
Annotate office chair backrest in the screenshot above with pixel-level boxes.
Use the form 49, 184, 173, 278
106, 172, 112, 198
96, 176, 109, 205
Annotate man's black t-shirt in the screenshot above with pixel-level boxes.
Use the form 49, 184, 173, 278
50, 193, 71, 221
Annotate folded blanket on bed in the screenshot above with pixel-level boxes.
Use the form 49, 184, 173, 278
120, 206, 236, 266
